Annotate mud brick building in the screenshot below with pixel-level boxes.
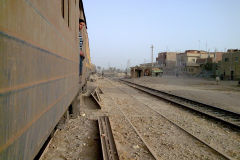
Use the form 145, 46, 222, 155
156, 52, 178, 74
176, 50, 206, 75
220, 49, 240, 80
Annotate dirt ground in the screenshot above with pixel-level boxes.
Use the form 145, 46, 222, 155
100, 79, 232, 160
40, 85, 103, 160
117, 79, 240, 159
40, 75, 239, 160
40, 77, 155, 160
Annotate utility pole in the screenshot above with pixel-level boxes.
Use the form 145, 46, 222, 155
214, 48, 217, 62
205, 41, 208, 52
151, 45, 154, 76
151, 45, 154, 67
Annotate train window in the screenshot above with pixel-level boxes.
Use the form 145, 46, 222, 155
68, 0, 70, 27
61, 0, 64, 18
61, 0, 70, 28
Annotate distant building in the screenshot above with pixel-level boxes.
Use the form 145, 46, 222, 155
130, 62, 162, 78
176, 52, 185, 73
156, 52, 178, 74
131, 66, 144, 78
211, 52, 224, 63
220, 49, 240, 80
139, 62, 158, 67
176, 50, 206, 75
176, 50, 225, 76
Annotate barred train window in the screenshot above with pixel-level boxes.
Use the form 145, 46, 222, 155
68, 0, 70, 27
61, 0, 70, 28
61, 0, 64, 18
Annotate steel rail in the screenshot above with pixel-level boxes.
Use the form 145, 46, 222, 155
116, 80, 235, 160
120, 79, 240, 130
105, 79, 159, 160
98, 116, 119, 160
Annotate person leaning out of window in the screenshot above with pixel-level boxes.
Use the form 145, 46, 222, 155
79, 19, 85, 83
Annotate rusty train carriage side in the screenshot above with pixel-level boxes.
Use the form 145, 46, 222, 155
0, 0, 91, 159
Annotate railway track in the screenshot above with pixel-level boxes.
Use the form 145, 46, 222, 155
104, 79, 158, 159
105, 78, 231, 160
111, 80, 235, 160
113, 104, 159, 160
120, 79, 240, 130
98, 116, 119, 160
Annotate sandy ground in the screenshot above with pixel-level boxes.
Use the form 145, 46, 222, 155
100, 81, 156, 160
118, 80, 240, 159
129, 76, 240, 114
101, 79, 229, 160
40, 77, 155, 160
40, 84, 103, 160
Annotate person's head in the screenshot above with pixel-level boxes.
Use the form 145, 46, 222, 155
79, 19, 85, 30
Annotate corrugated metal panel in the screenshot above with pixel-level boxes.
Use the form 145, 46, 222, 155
0, 0, 87, 159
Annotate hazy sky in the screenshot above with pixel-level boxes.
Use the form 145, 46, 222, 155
83, 0, 240, 69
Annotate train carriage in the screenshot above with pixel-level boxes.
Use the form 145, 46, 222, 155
0, 0, 91, 159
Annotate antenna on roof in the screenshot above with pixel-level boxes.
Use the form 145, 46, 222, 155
205, 41, 208, 52
198, 40, 201, 50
